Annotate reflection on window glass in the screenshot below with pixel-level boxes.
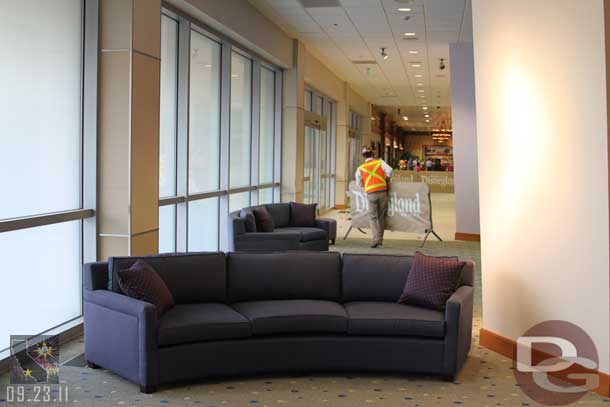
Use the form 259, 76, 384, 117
304, 90, 312, 112
258, 188, 273, 205
0, 221, 81, 352
188, 198, 219, 251
0, 0, 82, 220
259, 67, 275, 184
189, 30, 221, 193
229, 191, 250, 212
160, 15, 178, 198
159, 204, 176, 253
230, 52, 252, 188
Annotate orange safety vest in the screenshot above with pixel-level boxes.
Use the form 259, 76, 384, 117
358, 159, 388, 193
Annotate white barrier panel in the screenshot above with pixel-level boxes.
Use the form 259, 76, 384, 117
348, 181, 432, 234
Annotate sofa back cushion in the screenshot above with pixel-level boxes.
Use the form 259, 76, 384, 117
108, 252, 227, 303
342, 253, 475, 302
228, 252, 342, 302
342, 254, 412, 302
265, 203, 291, 227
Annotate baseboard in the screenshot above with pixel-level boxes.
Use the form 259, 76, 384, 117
334, 204, 348, 210
480, 328, 610, 397
455, 232, 480, 241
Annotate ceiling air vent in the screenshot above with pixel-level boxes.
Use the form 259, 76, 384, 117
352, 60, 377, 65
297, 0, 341, 7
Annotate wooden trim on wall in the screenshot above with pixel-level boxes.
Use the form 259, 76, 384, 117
480, 328, 610, 397
334, 204, 348, 210
455, 232, 480, 241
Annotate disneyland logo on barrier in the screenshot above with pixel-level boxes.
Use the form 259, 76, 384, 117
351, 190, 422, 217
514, 320, 599, 405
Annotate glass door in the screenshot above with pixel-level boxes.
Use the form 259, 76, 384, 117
303, 112, 328, 210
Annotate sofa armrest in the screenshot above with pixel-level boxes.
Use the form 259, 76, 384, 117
83, 289, 158, 387
234, 232, 300, 252
315, 218, 337, 243
443, 285, 473, 376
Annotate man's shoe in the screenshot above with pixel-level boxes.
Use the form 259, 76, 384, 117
370, 242, 380, 248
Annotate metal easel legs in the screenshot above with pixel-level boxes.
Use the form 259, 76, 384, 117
420, 229, 443, 248
343, 225, 367, 240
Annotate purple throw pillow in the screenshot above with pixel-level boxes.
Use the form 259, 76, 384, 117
252, 206, 275, 232
117, 260, 175, 317
398, 252, 465, 311
290, 202, 317, 227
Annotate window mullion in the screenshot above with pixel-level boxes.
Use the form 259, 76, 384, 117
218, 41, 232, 252
175, 17, 190, 252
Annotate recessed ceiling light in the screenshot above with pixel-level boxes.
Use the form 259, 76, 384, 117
415, 74, 423, 78
402, 116, 409, 120
425, 119, 430, 123
417, 83, 424, 86
408, 50, 419, 54
404, 32, 416, 37
424, 114, 430, 117
411, 63, 422, 68
422, 106, 428, 110
398, 7, 412, 12
417, 89, 425, 93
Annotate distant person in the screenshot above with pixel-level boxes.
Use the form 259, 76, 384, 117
425, 158, 433, 171
356, 146, 393, 248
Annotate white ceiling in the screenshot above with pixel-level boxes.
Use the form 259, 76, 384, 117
249, 0, 472, 130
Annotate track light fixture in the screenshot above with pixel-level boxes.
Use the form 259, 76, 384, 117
380, 47, 389, 60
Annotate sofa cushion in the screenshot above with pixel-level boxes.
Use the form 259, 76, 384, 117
345, 302, 445, 338
240, 209, 257, 232
158, 303, 252, 346
117, 260, 175, 317
275, 227, 327, 242
342, 254, 413, 302
398, 252, 465, 311
232, 300, 348, 335
265, 203, 291, 227
108, 252, 227, 303
289, 202, 317, 227
228, 252, 342, 302
253, 206, 275, 232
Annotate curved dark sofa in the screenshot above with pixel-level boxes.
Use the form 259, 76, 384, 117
228, 203, 336, 252
83, 251, 474, 393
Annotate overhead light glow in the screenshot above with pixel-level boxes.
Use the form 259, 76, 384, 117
402, 116, 409, 121
398, 8, 412, 12
404, 32, 416, 37
417, 89, 425, 93
408, 50, 419, 54
411, 63, 422, 68
422, 106, 428, 110
415, 74, 423, 78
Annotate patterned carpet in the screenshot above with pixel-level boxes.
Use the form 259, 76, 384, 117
1, 239, 607, 406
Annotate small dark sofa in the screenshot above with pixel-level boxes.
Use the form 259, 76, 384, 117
83, 251, 474, 393
228, 203, 336, 252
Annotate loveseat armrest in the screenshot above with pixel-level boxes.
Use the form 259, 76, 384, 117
442, 285, 474, 376
83, 289, 158, 389
234, 232, 300, 252
315, 218, 337, 244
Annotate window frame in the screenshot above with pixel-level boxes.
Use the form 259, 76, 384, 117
159, 5, 282, 252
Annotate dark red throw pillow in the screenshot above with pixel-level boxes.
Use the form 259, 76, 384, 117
252, 206, 275, 232
117, 260, 175, 317
290, 202, 317, 227
398, 252, 465, 311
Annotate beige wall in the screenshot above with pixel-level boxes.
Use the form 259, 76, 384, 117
473, 0, 610, 372
98, 0, 160, 259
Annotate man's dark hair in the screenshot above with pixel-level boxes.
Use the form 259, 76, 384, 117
362, 149, 373, 158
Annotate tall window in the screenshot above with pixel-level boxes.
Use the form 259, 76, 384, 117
159, 10, 282, 252
0, 0, 96, 353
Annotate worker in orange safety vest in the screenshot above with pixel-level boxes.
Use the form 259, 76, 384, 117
355, 146, 393, 248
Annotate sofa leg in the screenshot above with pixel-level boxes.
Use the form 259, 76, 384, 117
441, 374, 456, 382
140, 384, 157, 394
86, 361, 100, 369
330, 239, 336, 245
